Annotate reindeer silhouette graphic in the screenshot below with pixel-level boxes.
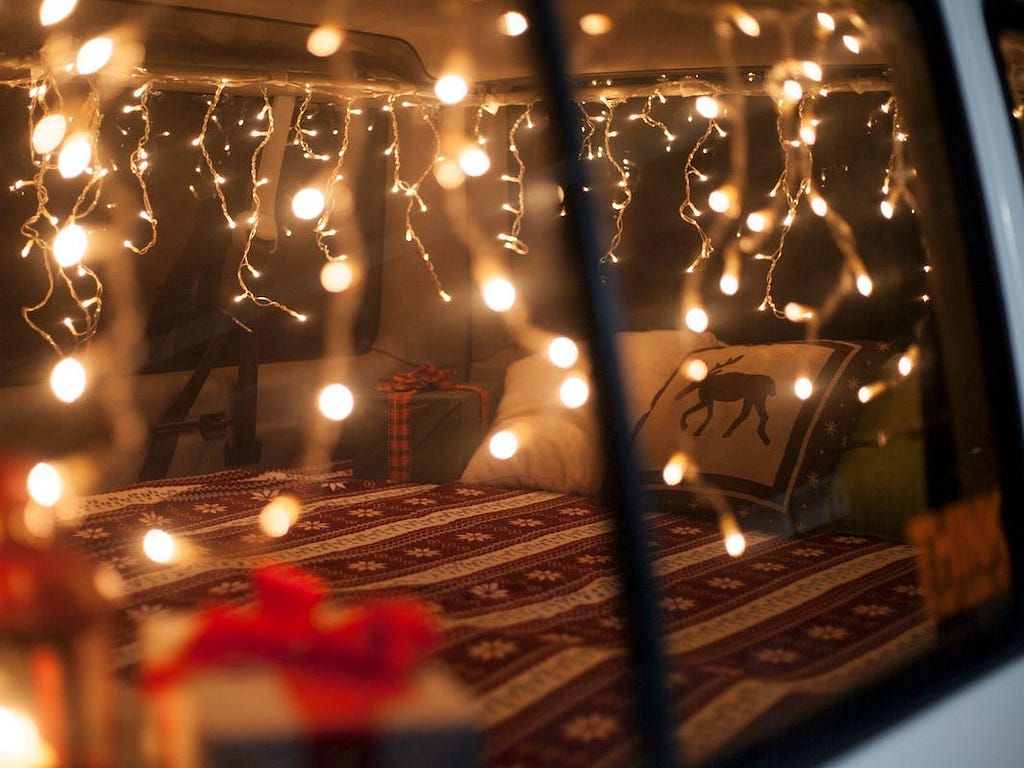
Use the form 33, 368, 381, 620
675, 355, 776, 445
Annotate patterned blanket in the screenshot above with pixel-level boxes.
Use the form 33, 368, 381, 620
68, 464, 933, 766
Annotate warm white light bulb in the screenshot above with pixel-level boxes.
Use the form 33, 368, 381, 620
259, 494, 301, 538
708, 188, 733, 214
458, 146, 490, 177
559, 376, 589, 409
53, 224, 87, 268
320, 261, 354, 293
800, 124, 817, 145
27, 462, 63, 507
810, 194, 828, 217
794, 377, 814, 400
725, 531, 746, 557
734, 11, 760, 37
76, 37, 114, 75
684, 358, 708, 382
548, 337, 579, 369
719, 273, 739, 296
817, 12, 836, 31
306, 25, 344, 57
58, 133, 92, 179
856, 273, 874, 297
292, 187, 326, 220
579, 13, 613, 35
843, 34, 861, 54
143, 529, 176, 564
498, 11, 529, 36
662, 452, 689, 486
784, 302, 813, 322
802, 61, 823, 82
746, 211, 767, 232
483, 278, 516, 312
0, 706, 48, 768
40, 0, 78, 26
898, 354, 914, 377
880, 200, 894, 219
50, 357, 86, 403
782, 79, 804, 101
32, 113, 67, 155
318, 383, 354, 421
695, 96, 719, 119
434, 74, 469, 105
685, 307, 709, 333
434, 157, 466, 189
489, 430, 518, 460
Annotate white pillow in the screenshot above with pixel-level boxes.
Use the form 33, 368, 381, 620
460, 329, 719, 494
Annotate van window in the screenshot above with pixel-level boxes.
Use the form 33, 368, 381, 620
0, 3, 1018, 768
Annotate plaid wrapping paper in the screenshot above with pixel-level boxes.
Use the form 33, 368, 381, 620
385, 392, 416, 482
376, 364, 489, 482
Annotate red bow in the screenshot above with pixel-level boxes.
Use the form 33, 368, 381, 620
143, 563, 439, 698
375, 363, 456, 393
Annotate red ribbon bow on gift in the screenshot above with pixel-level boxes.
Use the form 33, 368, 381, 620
143, 563, 439, 700
375, 362, 456, 393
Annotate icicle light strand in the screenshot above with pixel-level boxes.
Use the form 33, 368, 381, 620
125, 82, 159, 255
234, 88, 307, 321
314, 99, 354, 263
499, 102, 533, 256
387, 96, 451, 302
195, 82, 235, 230
602, 98, 632, 264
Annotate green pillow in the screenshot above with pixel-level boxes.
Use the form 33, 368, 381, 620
832, 370, 927, 541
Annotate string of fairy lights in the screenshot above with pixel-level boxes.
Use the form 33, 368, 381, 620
6, 0, 928, 564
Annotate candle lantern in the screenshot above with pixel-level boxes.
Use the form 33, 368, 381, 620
0, 456, 118, 768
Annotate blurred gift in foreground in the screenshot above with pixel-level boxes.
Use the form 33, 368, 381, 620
139, 563, 482, 768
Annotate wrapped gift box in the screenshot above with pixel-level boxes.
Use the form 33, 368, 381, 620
142, 644, 481, 768
139, 567, 481, 768
345, 383, 495, 484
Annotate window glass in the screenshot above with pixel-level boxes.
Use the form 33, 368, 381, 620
558, 2, 1011, 763
0, 3, 1016, 768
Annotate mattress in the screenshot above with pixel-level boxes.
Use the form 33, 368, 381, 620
67, 464, 934, 766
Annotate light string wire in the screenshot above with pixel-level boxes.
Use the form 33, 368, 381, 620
601, 97, 632, 264
387, 95, 451, 302
233, 88, 308, 322
498, 102, 533, 256
124, 81, 159, 255
678, 95, 724, 271
292, 87, 331, 162
754, 92, 812, 317
314, 98, 354, 263
880, 96, 915, 217
194, 82, 235, 230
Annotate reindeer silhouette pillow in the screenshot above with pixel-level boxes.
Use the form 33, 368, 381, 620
633, 339, 888, 531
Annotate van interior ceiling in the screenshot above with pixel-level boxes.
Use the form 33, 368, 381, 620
0, 2, 1016, 768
